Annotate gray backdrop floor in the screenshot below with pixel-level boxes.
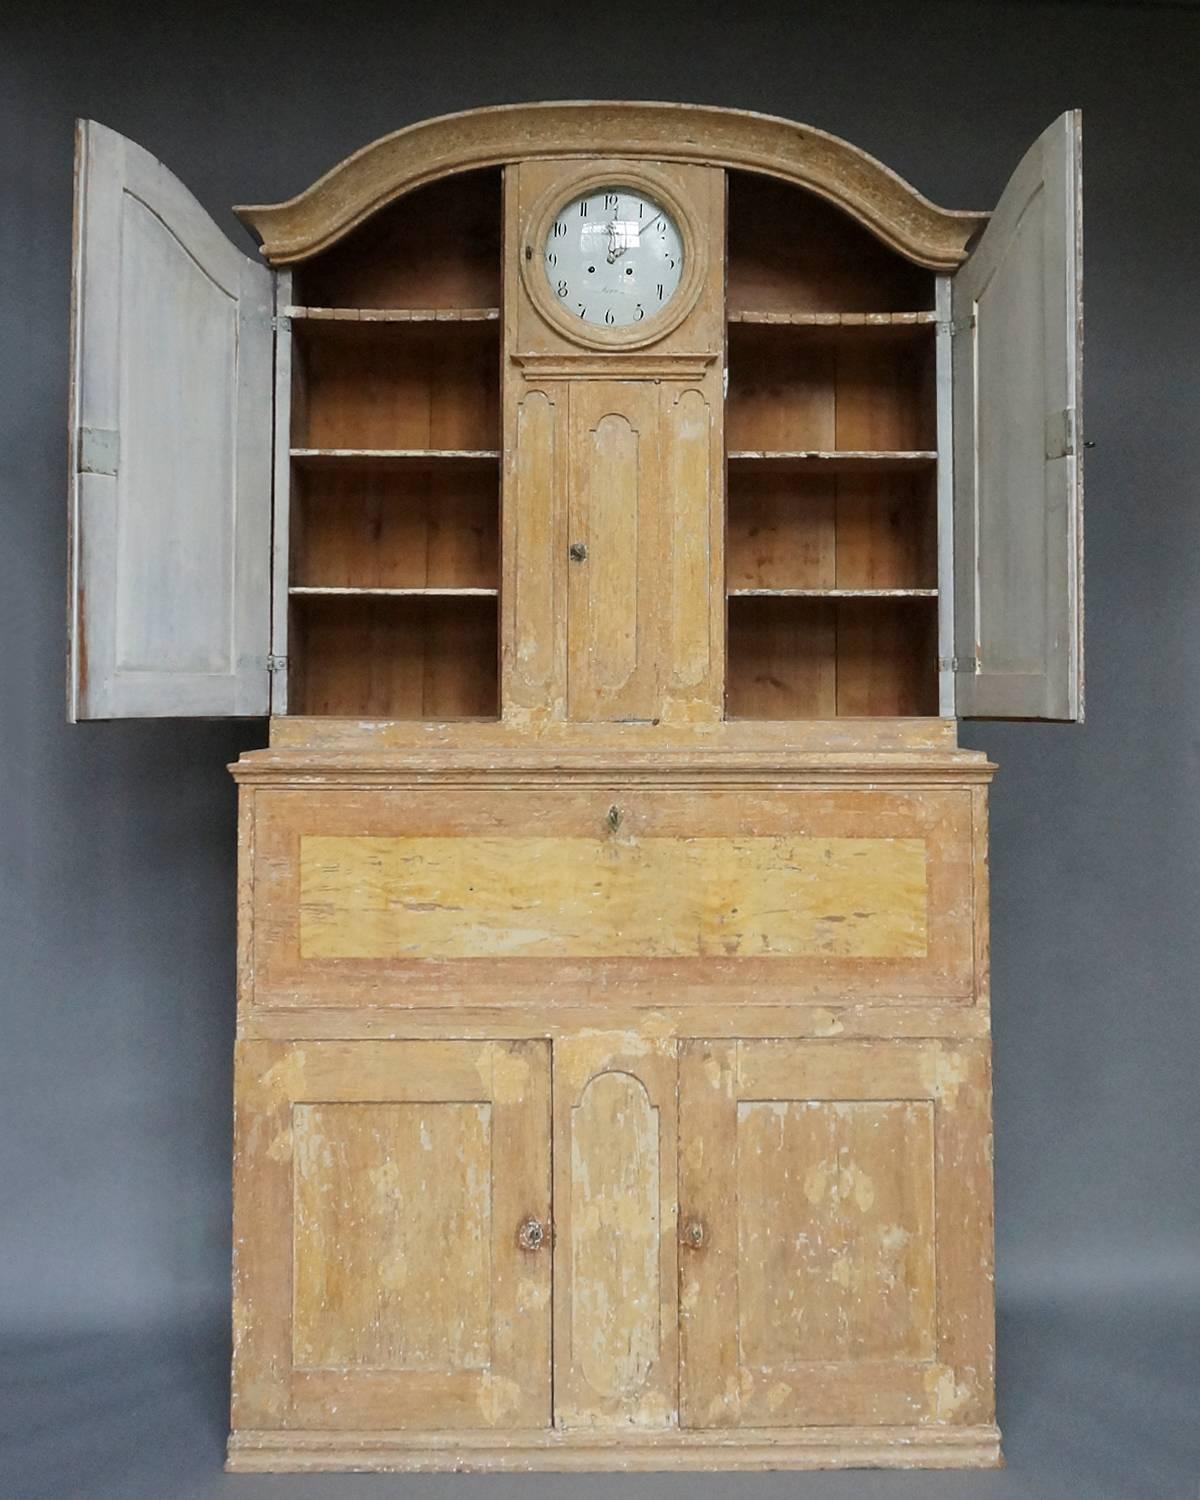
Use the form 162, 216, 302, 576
2, 1296, 1195, 1500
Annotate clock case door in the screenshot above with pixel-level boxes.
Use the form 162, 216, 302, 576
68, 120, 275, 720
951, 111, 1084, 722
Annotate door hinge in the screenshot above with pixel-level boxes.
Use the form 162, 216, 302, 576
77, 426, 119, 476
271, 314, 291, 334
939, 654, 978, 674
945, 314, 975, 337
267, 654, 288, 674
1045, 407, 1077, 460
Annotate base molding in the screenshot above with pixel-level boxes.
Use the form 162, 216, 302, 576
227, 1423, 1003, 1473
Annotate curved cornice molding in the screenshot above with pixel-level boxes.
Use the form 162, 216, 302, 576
235, 101, 987, 270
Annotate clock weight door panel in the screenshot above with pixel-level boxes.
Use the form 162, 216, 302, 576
69, 120, 274, 719
679, 1039, 995, 1430
232, 1040, 552, 1433
952, 110, 1083, 720
566, 382, 664, 721
553, 1035, 679, 1428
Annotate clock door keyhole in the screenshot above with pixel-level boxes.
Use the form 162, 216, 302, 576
569, 542, 588, 563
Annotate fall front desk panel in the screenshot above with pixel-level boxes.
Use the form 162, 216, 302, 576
244, 785, 979, 1010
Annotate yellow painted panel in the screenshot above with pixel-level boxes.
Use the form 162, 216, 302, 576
570, 1072, 661, 1401
298, 834, 928, 960
292, 1101, 492, 1370
736, 1100, 936, 1366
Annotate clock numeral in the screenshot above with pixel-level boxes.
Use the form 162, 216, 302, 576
638, 201, 645, 218
603, 192, 619, 210
604, 308, 615, 326
635, 303, 645, 321
657, 219, 667, 235
579, 200, 588, 217
578, 305, 587, 318
553, 220, 567, 238
667, 257, 676, 269
657, 283, 665, 301
546, 251, 557, 267
556, 279, 568, 298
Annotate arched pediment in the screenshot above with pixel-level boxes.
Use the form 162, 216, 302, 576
235, 101, 986, 270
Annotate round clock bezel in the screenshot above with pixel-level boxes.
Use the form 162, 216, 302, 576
521, 166, 706, 350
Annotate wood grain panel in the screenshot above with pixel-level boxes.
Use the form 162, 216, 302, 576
554, 1036, 678, 1427
663, 386, 721, 719
250, 784, 976, 1008
835, 473, 937, 591
296, 322, 499, 451
504, 387, 566, 719
566, 383, 662, 720
679, 1039, 994, 1431
292, 464, 498, 591
952, 111, 1083, 720
726, 172, 936, 314
289, 595, 498, 719
292, 1102, 492, 1370
836, 599, 938, 717
735, 1100, 935, 1365
726, 473, 837, 592
726, 597, 837, 719
236, 103, 985, 271
293, 169, 501, 309
297, 832, 929, 961
231, 1039, 551, 1432
69, 120, 272, 718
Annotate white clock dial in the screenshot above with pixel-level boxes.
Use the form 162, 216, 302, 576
543, 187, 684, 328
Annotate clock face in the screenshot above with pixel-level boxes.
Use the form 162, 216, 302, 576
543, 187, 685, 329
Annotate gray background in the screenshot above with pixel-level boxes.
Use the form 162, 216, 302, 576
1, 0, 1197, 1495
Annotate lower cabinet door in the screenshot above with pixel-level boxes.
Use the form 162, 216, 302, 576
679, 1039, 994, 1429
232, 1039, 552, 1432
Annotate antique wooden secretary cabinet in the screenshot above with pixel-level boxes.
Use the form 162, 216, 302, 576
67, 102, 1082, 1472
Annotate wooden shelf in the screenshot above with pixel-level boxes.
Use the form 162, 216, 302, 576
291, 448, 501, 470
728, 310, 936, 330
288, 305, 500, 324
290, 586, 498, 598
729, 588, 937, 599
727, 451, 937, 473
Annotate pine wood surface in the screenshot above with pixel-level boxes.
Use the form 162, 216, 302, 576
234, 102, 987, 269
230, 746, 996, 1464
241, 778, 981, 1010
232, 1039, 552, 1432
67, 98, 1090, 1472
220, 100, 1008, 1470
226, 1423, 1002, 1471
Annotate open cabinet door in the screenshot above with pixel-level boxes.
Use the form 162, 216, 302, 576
952, 111, 1083, 720
68, 121, 274, 719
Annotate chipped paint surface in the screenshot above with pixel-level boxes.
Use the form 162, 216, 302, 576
736, 1099, 936, 1367
292, 1101, 492, 1370
298, 833, 929, 960
559, 1030, 659, 1093
926, 1364, 974, 1420
923, 1044, 972, 1103
571, 1072, 661, 1401
489, 1043, 532, 1105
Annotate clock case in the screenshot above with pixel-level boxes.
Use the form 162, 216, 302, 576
67, 105, 1082, 727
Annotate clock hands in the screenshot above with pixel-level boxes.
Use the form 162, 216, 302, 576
605, 211, 666, 263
